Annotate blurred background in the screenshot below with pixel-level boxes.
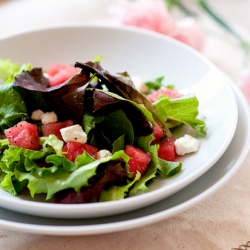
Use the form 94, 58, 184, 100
0, 0, 249, 83
0, 0, 249, 31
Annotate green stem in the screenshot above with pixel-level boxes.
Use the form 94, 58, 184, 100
165, 0, 250, 59
194, 0, 242, 41
165, 0, 197, 16
195, 0, 250, 59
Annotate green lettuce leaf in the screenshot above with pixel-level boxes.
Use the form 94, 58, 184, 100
157, 158, 182, 177
99, 171, 141, 201
84, 109, 134, 152
0, 83, 29, 133
112, 134, 125, 153
13, 150, 129, 200
1, 145, 49, 169
153, 94, 206, 136
0, 59, 20, 82
0, 172, 16, 195
144, 76, 175, 94
0, 139, 9, 151
0, 58, 32, 84
39, 135, 64, 154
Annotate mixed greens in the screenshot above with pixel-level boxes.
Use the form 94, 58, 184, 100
0, 58, 206, 203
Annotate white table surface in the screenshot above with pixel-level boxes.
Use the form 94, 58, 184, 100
0, 0, 250, 249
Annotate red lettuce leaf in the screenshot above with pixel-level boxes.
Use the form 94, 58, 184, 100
54, 160, 126, 204
13, 62, 172, 138
13, 68, 91, 123
84, 88, 154, 136
75, 61, 172, 138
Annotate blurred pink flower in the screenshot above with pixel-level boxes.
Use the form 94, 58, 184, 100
237, 66, 250, 104
173, 18, 205, 52
108, 0, 175, 36
107, 0, 205, 51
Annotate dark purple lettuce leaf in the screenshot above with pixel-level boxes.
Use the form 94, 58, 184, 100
14, 68, 50, 91
75, 61, 172, 138
13, 62, 172, 138
85, 88, 121, 112
84, 89, 154, 136
54, 160, 126, 204
13, 68, 91, 123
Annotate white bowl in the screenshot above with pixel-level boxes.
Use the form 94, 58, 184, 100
0, 24, 238, 218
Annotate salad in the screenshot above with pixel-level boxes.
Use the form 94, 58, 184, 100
0, 58, 206, 204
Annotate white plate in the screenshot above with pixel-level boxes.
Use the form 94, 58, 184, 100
0, 77, 248, 235
0, 24, 238, 218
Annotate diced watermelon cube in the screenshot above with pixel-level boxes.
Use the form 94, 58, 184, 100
62, 141, 98, 162
4, 121, 40, 150
125, 145, 151, 178
42, 120, 74, 141
152, 122, 165, 143
147, 87, 183, 102
47, 63, 79, 87
158, 137, 176, 161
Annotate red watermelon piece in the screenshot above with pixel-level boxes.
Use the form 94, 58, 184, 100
152, 122, 165, 144
158, 137, 176, 161
4, 121, 40, 150
62, 141, 98, 162
125, 145, 151, 178
47, 63, 79, 87
147, 87, 183, 102
42, 120, 74, 141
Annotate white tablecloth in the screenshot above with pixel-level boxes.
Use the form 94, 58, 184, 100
0, 1, 250, 249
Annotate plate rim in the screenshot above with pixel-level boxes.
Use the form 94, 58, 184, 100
0, 66, 249, 236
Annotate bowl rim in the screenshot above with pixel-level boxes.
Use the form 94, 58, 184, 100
0, 23, 237, 218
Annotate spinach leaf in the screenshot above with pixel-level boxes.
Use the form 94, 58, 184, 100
0, 83, 28, 133
84, 109, 134, 152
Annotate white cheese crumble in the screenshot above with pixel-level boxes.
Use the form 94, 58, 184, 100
131, 76, 148, 93
31, 109, 44, 121
60, 124, 87, 143
43, 72, 49, 78
174, 134, 200, 156
41, 111, 58, 124
97, 149, 112, 160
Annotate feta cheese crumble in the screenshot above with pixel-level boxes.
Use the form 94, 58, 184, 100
60, 124, 87, 144
131, 76, 148, 93
41, 111, 58, 124
31, 109, 44, 121
97, 149, 112, 159
174, 134, 200, 156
